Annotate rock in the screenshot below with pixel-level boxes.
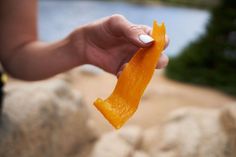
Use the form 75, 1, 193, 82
142, 126, 160, 152
91, 132, 133, 157
0, 79, 96, 157
90, 105, 236, 157
219, 103, 236, 157
91, 126, 143, 157
118, 125, 143, 148
142, 106, 236, 157
79, 65, 103, 76
133, 151, 150, 157
60, 66, 102, 84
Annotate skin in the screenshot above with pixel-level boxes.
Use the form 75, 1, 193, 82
0, 0, 169, 81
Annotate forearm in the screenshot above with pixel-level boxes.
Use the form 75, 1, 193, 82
0, 0, 85, 81
1, 34, 85, 81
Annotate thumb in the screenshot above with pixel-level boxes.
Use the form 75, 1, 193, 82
105, 14, 154, 47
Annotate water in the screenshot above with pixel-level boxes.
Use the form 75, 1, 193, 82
39, 1, 210, 56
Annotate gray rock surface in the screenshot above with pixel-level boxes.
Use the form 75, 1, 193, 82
0, 79, 96, 157
90, 105, 236, 157
91, 126, 143, 157
2, 78, 234, 157
133, 151, 150, 157
118, 125, 143, 148
144, 105, 236, 157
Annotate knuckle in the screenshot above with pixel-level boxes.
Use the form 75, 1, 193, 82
140, 25, 151, 30
162, 54, 169, 67
105, 14, 126, 36
127, 25, 144, 34
106, 14, 126, 29
109, 14, 126, 22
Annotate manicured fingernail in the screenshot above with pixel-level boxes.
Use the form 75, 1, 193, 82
139, 34, 154, 44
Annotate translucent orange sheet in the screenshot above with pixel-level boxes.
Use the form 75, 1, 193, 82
94, 21, 166, 129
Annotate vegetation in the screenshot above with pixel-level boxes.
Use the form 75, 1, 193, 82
126, 0, 219, 8
159, 0, 219, 8
165, 0, 236, 96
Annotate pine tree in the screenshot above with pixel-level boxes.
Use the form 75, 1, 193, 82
165, 0, 236, 95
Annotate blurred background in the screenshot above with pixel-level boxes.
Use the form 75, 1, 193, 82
39, 0, 235, 95
1, 0, 236, 157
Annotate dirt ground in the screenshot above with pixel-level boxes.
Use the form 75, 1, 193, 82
73, 69, 236, 134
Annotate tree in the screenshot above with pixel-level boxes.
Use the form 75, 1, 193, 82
165, 0, 236, 95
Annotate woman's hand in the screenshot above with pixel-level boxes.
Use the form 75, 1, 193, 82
1, 3, 168, 81
69, 14, 169, 76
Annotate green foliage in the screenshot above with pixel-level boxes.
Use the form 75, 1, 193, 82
160, 0, 219, 8
126, 0, 219, 8
165, 0, 236, 96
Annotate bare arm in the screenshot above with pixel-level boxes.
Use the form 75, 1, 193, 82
0, 0, 169, 81
0, 0, 84, 80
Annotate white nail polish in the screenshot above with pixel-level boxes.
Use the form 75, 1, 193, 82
139, 34, 154, 44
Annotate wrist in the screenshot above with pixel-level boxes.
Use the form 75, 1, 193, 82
67, 26, 87, 66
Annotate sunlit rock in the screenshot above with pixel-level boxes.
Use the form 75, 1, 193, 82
0, 79, 96, 157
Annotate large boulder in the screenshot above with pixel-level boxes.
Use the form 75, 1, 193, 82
90, 104, 236, 157
142, 105, 236, 157
133, 151, 150, 157
91, 126, 145, 157
0, 79, 96, 157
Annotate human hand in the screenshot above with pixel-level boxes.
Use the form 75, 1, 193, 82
70, 14, 169, 76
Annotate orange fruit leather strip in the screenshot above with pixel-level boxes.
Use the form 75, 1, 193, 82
94, 21, 166, 129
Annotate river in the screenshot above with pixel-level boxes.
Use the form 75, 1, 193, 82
39, 0, 209, 57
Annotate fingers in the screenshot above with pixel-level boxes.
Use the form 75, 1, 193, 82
140, 25, 170, 50
156, 53, 169, 69
105, 14, 170, 49
165, 35, 170, 49
105, 14, 154, 48
139, 25, 152, 35
116, 53, 169, 77
105, 14, 170, 77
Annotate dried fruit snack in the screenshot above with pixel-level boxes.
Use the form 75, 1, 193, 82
94, 21, 166, 129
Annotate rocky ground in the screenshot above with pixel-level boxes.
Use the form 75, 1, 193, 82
0, 67, 235, 157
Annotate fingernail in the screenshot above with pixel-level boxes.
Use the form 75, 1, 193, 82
139, 34, 154, 44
